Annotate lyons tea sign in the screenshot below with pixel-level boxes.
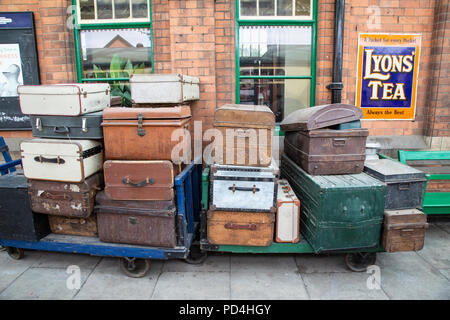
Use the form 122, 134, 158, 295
356, 34, 421, 120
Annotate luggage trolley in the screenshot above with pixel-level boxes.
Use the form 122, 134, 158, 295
199, 164, 383, 273
0, 159, 205, 278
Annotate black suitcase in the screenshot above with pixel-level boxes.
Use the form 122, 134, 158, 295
30, 111, 103, 139
0, 171, 50, 241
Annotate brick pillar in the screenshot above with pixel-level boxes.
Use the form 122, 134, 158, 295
152, 0, 172, 73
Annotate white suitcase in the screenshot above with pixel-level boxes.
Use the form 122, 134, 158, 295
20, 138, 103, 183
130, 73, 199, 104
18, 83, 111, 116
276, 179, 300, 243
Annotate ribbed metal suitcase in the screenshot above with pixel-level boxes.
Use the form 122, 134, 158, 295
210, 160, 279, 213
276, 179, 300, 243
0, 171, 50, 241
104, 160, 174, 201
281, 154, 386, 253
30, 112, 103, 139
18, 83, 110, 116
27, 172, 104, 218
364, 159, 427, 210
130, 73, 199, 104
20, 138, 103, 183
95, 191, 177, 247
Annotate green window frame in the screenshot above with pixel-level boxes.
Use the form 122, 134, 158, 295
72, 0, 154, 105
235, 0, 318, 123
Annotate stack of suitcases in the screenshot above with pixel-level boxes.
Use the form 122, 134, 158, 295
207, 104, 301, 246
17, 83, 110, 237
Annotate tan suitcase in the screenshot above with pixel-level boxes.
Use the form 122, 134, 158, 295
48, 214, 98, 237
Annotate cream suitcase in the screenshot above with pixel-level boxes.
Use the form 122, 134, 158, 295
18, 83, 111, 116
276, 179, 300, 243
130, 73, 199, 104
20, 138, 103, 182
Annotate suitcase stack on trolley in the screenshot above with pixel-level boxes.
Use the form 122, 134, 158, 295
17, 84, 111, 237
97, 74, 199, 248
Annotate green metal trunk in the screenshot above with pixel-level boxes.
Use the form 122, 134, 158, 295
281, 154, 386, 253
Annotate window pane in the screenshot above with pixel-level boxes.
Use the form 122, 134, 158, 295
132, 0, 148, 18
239, 26, 312, 77
114, 0, 130, 19
277, 0, 292, 16
97, 0, 113, 19
80, 0, 95, 20
259, 0, 275, 16
80, 28, 152, 79
240, 78, 310, 122
295, 0, 311, 16
241, 0, 257, 16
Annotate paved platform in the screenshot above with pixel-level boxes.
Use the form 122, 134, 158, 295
0, 221, 449, 300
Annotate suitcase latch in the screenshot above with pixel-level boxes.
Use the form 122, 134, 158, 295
81, 118, 88, 133
137, 113, 146, 137
36, 118, 42, 131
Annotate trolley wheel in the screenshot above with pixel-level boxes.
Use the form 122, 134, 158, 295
118, 257, 151, 278
184, 245, 207, 265
344, 252, 377, 272
6, 247, 24, 260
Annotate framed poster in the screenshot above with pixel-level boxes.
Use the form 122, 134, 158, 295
355, 33, 421, 120
0, 12, 40, 130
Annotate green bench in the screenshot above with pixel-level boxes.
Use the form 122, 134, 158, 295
397, 150, 450, 215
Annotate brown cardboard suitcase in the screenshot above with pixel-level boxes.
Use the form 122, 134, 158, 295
48, 214, 98, 237
207, 210, 275, 246
280, 104, 363, 132
95, 191, 177, 247
102, 106, 191, 161
27, 172, 104, 218
213, 104, 275, 167
382, 209, 428, 252
284, 128, 368, 175
104, 160, 174, 201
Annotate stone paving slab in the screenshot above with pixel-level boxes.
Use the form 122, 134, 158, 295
230, 254, 298, 273
416, 224, 450, 270
0, 251, 42, 293
162, 253, 230, 273
295, 253, 351, 274
31, 251, 102, 270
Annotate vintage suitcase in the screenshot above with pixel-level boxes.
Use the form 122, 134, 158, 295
0, 171, 50, 241
95, 191, 177, 247
364, 159, 427, 209
281, 154, 386, 253
48, 214, 98, 237
276, 179, 300, 243
284, 128, 369, 175
110, 96, 122, 107
213, 104, 275, 166
210, 160, 279, 213
18, 83, 110, 116
102, 106, 191, 161
104, 160, 174, 201
30, 111, 103, 139
27, 172, 104, 218
381, 208, 428, 252
20, 138, 103, 183
280, 104, 363, 132
207, 210, 275, 246
130, 73, 199, 104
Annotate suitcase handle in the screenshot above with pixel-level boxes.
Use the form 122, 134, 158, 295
64, 218, 86, 225
53, 126, 70, 134
333, 138, 347, 146
228, 184, 260, 193
40, 191, 72, 201
398, 183, 411, 191
137, 113, 146, 137
224, 222, 257, 231
235, 129, 255, 138
122, 177, 155, 187
34, 156, 65, 164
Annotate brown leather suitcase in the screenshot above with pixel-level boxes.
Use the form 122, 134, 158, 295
102, 106, 191, 161
207, 210, 275, 246
95, 191, 177, 247
104, 160, 174, 201
27, 172, 104, 218
382, 209, 428, 252
48, 214, 98, 237
213, 104, 275, 167
284, 129, 368, 175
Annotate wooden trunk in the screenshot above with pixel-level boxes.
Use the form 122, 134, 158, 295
207, 210, 275, 247
104, 160, 174, 201
213, 104, 275, 167
48, 214, 98, 237
382, 209, 428, 252
102, 106, 191, 161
